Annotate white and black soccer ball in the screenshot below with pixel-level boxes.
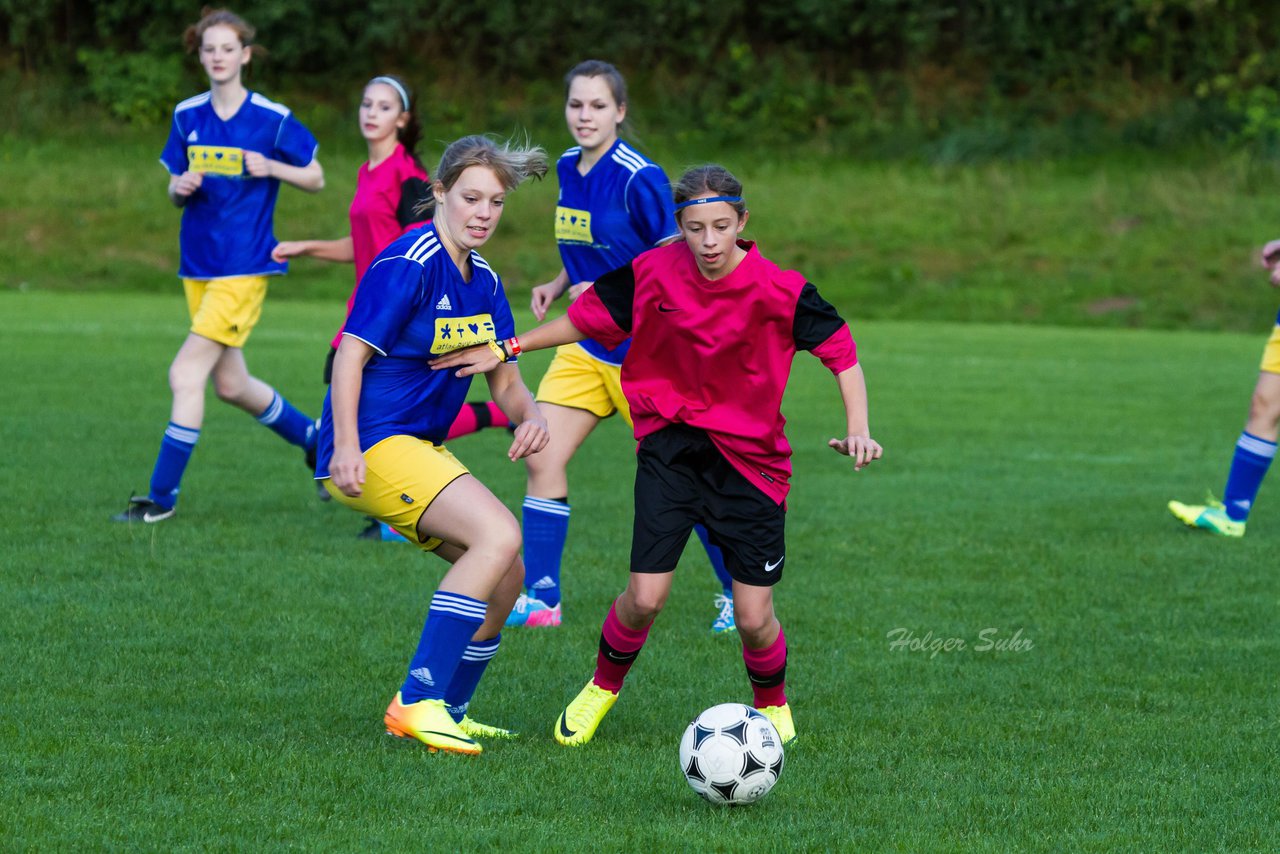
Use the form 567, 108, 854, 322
679, 703, 785, 805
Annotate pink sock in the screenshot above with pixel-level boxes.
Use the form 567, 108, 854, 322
593, 602, 651, 693
742, 626, 788, 708
444, 402, 507, 441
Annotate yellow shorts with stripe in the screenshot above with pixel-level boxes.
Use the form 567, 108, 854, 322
321, 435, 469, 551
183, 275, 269, 348
1261, 325, 1280, 374
535, 344, 632, 427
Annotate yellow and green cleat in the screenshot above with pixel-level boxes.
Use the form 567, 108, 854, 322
1168, 499, 1245, 538
384, 693, 482, 755
554, 680, 619, 746
756, 703, 797, 745
459, 716, 518, 740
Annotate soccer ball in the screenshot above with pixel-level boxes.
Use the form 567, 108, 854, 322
679, 703, 785, 805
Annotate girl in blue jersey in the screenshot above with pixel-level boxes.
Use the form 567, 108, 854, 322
318, 135, 549, 755
1168, 239, 1280, 536
512, 59, 737, 631
113, 8, 324, 524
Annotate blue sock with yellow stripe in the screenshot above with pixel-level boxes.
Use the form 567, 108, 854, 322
148, 422, 199, 510
400, 591, 487, 704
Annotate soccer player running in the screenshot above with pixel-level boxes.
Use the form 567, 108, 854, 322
113, 8, 324, 524
272, 75, 509, 538
511, 59, 738, 631
432, 164, 883, 746
318, 135, 549, 755
1168, 238, 1280, 536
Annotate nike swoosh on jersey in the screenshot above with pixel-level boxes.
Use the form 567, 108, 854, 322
657, 302, 680, 312
764, 556, 784, 572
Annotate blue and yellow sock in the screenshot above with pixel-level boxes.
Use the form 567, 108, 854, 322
148, 422, 200, 510
522, 496, 570, 607
1223, 431, 1277, 521
400, 591, 487, 704
444, 635, 501, 723
256, 390, 316, 451
694, 524, 733, 596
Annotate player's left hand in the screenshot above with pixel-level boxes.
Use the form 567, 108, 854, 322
507, 415, 550, 461
828, 435, 883, 471
429, 344, 502, 377
566, 281, 593, 302
243, 150, 273, 178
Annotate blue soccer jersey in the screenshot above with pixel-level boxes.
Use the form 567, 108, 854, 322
160, 91, 319, 280
314, 225, 517, 477
554, 139, 678, 365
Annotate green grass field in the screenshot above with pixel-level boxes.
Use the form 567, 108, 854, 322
2, 291, 1275, 850
6, 119, 1280, 334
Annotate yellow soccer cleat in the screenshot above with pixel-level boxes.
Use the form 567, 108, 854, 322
459, 716, 518, 740
554, 680, 619, 746
1168, 499, 1245, 538
384, 693, 482, 755
756, 703, 797, 745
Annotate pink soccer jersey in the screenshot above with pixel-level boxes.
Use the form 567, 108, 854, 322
334, 143, 431, 348
567, 240, 857, 503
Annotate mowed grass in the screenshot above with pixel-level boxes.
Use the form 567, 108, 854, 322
6, 121, 1280, 333
1, 291, 1276, 850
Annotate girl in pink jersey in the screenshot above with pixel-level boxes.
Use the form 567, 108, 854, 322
273, 76, 508, 536
432, 164, 883, 746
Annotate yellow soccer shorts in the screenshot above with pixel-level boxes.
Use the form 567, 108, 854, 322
183, 275, 269, 348
1261, 325, 1280, 374
535, 343, 632, 426
321, 435, 469, 551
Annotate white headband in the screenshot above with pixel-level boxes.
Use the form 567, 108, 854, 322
370, 76, 410, 111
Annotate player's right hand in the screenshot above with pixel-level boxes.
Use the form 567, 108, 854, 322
428, 343, 502, 377
173, 171, 204, 197
530, 281, 562, 321
272, 241, 305, 263
1262, 238, 1280, 268
329, 445, 366, 497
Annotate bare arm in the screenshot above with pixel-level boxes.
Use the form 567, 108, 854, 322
167, 171, 203, 207
827, 363, 883, 471
329, 336, 374, 496
530, 268, 571, 320
428, 314, 588, 377
272, 236, 355, 264
484, 363, 550, 461
243, 152, 325, 193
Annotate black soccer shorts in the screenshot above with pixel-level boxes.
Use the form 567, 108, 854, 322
631, 424, 786, 587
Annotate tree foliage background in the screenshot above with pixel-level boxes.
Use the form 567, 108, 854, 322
5, 1, 1280, 153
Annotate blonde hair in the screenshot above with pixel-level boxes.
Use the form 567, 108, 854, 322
415, 135, 548, 218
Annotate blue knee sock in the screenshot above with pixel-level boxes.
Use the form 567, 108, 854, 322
256, 390, 316, 450
1223, 431, 1277, 521
444, 635, 501, 723
694, 524, 733, 595
400, 591, 487, 704
148, 422, 200, 510
522, 496, 570, 607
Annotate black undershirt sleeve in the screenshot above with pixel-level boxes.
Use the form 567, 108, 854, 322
397, 177, 433, 228
590, 262, 637, 334
792, 282, 846, 351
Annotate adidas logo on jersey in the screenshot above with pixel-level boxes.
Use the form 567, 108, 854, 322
531, 576, 557, 590
435, 294, 453, 311
410, 666, 435, 687
187, 130, 198, 142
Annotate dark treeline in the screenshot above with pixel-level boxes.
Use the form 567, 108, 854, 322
6, 0, 1280, 153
